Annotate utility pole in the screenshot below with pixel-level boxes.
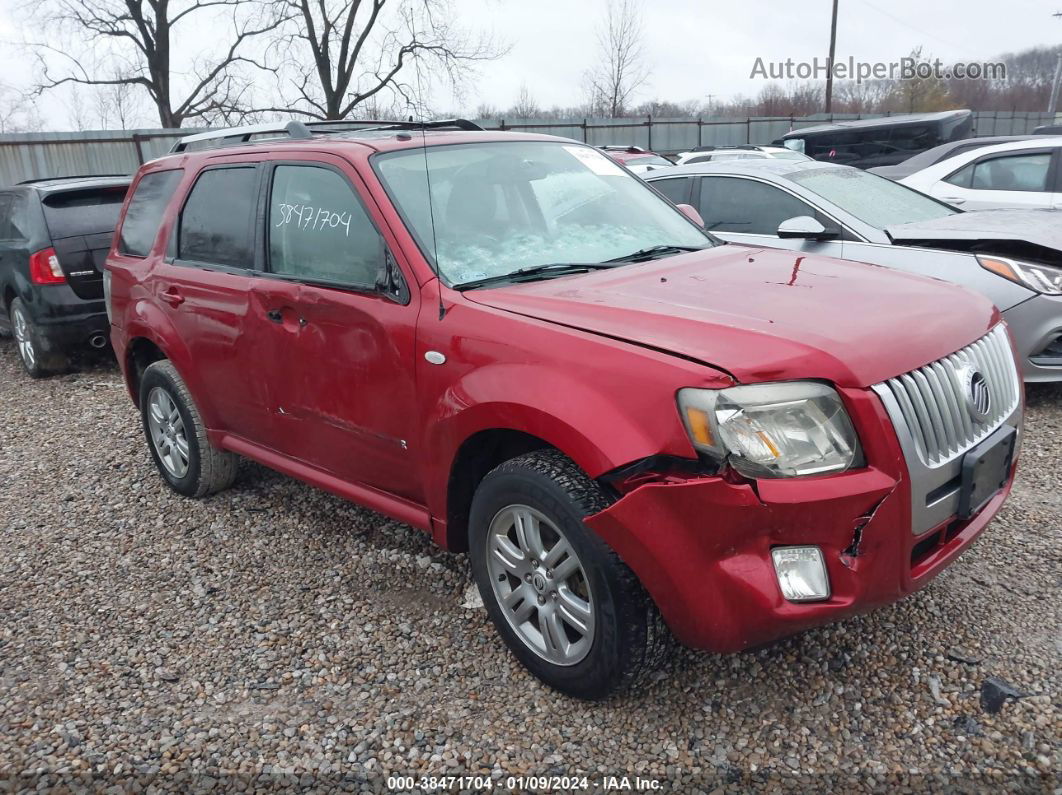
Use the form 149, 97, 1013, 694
825, 0, 839, 114
1050, 12, 1062, 115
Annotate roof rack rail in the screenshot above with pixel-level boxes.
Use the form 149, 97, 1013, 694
597, 145, 647, 153
170, 118, 484, 153
17, 173, 129, 185
689, 144, 767, 153
352, 118, 484, 133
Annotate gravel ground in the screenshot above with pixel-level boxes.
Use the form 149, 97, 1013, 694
0, 338, 1059, 794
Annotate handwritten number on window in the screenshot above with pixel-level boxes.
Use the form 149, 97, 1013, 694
274, 203, 353, 237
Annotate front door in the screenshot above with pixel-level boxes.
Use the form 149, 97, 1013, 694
258, 159, 422, 502
697, 175, 847, 259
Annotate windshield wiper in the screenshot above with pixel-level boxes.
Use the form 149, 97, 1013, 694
453, 262, 617, 291
603, 244, 705, 264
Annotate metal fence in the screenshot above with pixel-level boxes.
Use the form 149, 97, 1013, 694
485, 111, 1059, 153
1, 111, 1058, 186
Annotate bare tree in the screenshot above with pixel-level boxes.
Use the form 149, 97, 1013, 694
887, 48, 954, 113
30, 0, 287, 127
95, 70, 147, 129
0, 83, 44, 133
65, 84, 92, 130
833, 79, 895, 114
585, 0, 650, 117
510, 83, 539, 118
258, 0, 500, 120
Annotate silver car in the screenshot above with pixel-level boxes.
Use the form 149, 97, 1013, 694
646, 160, 1062, 382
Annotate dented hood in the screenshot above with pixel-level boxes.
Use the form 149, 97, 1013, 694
463, 245, 996, 389
888, 209, 1062, 254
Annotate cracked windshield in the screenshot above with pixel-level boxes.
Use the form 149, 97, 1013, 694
375, 141, 711, 285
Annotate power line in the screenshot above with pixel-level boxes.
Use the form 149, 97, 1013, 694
853, 0, 964, 50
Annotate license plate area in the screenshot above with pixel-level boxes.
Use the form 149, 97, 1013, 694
958, 425, 1016, 519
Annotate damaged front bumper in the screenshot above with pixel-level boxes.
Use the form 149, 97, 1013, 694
585, 388, 1020, 653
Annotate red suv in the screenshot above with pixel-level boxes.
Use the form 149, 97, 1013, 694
106, 120, 1022, 699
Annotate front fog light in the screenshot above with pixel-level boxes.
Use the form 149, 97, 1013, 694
771, 546, 830, 602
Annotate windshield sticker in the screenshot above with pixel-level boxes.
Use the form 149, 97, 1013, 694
563, 146, 626, 177
274, 203, 353, 236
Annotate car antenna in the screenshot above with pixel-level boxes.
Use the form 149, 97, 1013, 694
407, 28, 447, 321
419, 120, 446, 321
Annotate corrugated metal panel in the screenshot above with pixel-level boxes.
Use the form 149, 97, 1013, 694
649, 118, 700, 152
0, 129, 186, 186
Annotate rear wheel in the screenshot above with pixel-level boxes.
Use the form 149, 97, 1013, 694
468, 450, 670, 699
140, 360, 238, 497
9, 298, 66, 378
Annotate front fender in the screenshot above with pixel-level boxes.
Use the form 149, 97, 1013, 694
421, 362, 698, 522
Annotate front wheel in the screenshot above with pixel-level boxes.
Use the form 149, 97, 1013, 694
468, 450, 670, 699
139, 360, 238, 498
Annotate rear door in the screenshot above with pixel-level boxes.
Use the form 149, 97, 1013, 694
256, 157, 422, 501
156, 163, 281, 446
41, 183, 129, 300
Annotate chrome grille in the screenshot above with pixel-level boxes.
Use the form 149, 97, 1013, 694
878, 325, 1020, 468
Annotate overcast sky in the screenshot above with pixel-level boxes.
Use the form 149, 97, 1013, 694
458, 0, 1062, 111
1, 0, 1060, 128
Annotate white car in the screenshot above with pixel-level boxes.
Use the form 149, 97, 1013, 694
900, 137, 1062, 211
674, 145, 811, 166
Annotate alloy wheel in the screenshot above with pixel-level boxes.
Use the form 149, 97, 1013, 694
485, 504, 595, 666
146, 387, 190, 478
11, 305, 36, 371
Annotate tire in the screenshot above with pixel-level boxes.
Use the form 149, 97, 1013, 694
139, 360, 238, 498
468, 449, 670, 699
9, 298, 66, 378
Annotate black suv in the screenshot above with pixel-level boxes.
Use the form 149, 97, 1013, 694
0, 176, 130, 376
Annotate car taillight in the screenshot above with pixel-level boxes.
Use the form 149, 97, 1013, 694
29, 248, 66, 285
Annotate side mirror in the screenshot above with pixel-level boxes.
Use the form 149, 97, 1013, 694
777, 215, 839, 240
375, 249, 410, 304
676, 203, 705, 227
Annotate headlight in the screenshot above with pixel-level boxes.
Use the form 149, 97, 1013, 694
978, 255, 1062, 296
677, 382, 863, 478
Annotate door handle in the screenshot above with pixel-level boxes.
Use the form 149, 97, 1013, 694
161, 287, 185, 308
942, 196, 966, 205
266, 309, 283, 324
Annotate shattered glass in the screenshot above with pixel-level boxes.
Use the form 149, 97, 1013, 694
375, 141, 710, 285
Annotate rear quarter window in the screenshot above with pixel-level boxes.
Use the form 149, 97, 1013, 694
42, 186, 128, 239
0, 192, 30, 241
119, 170, 184, 257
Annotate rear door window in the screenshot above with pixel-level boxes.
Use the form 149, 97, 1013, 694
119, 170, 183, 257
0, 192, 31, 241
698, 176, 816, 234
267, 164, 383, 288
42, 186, 127, 239
178, 167, 258, 268
945, 152, 1052, 192
0, 194, 20, 240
